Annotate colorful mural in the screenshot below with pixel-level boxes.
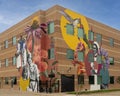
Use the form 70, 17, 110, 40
60, 9, 89, 50
15, 9, 110, 92
60, 9, 110, 90
15, 20, 58, 92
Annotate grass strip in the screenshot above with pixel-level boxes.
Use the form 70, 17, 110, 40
68, 89, 120, 95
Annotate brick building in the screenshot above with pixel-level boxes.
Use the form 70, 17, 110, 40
0, 5, 120, 92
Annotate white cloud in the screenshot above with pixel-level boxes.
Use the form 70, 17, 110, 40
0, 14, 14, 25
0, 13, 26, 33
0, 13, 27, 24
0, 15, 3, 21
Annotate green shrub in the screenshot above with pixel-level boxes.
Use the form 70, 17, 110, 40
68, 89, 120, 95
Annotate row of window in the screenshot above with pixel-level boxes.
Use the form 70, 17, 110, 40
0, 22, 55, 67
2, 75, 114, 85
67, 49, 84, 62
0, 48, 113, 67
0, 22, 55, 50
3, 37, 17, 49
78, 75, 114, 84
0, 47, 55, 68
0, 57, 16, 68
66, 49, 114, 65
2, 77, 17, 85
66, 24, 114, 47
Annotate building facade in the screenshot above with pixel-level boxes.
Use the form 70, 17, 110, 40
0, 5, 120, 92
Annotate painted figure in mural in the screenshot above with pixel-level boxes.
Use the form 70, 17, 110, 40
16, 35, 27, 69
22, 65, 29, 80
100, 64, 110, 89
16, 21, 53, 92
27, 52, 40, 92
25, 20, 51, 81
84, 33, 100, 75
88, 41, 110, 89
99, 48, 110, 89
72, 42, 86, 75
15, 35, 29, 80
90, 41, 100, 75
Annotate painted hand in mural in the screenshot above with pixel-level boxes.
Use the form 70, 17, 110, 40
59, 10, 80, 28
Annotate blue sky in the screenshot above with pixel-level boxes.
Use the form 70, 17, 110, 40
0, 0, 120, 33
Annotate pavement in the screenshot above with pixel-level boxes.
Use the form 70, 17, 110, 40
0, 89, 120, 96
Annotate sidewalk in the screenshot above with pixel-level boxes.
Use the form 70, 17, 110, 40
0, 89, 120, 96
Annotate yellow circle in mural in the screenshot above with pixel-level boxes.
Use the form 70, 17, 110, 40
60, 9, 89, 50
19, 77, 29, 91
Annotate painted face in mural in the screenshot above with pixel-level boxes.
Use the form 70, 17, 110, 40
93, 44, 98, 56
93, 41, 99, 58
28, 57, 32, 65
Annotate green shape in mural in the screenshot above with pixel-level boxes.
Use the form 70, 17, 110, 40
100, 68, 109, 84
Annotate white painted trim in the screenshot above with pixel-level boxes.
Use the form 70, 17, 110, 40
0, 69, 17, 73
54, 37, 64, 40
109, 69, 120, 72
56, 52, 66, 55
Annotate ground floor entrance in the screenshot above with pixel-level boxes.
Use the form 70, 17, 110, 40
61, 74, 74, 92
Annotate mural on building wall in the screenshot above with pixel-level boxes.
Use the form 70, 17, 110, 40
60, 9, 110, 90
15, 19, 58, 92
72, 42, 86, 75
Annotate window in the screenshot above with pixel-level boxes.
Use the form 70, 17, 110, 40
88, 53, 94, 62
97, 75, 102, 84
89, 76, 94, 84
48, 22, 54, 34
110, 76, 114, 84
0, 43, 1, 50
97, 55, 102, 64
96, 34, 102, 44
109, 38, 114, 47
78, 28, 84, 38
66, 24, 74, 35
116, 76, 120, 84
78, 75, 84, 84
78, 51, 84, 62
109, 57, 114, 65
5, 59, 9, 67
66, 49, 74, 60
11, 77, 17, 85
48, 48, 55, 59
88, 30, 94, 41
5, 77, 9, 84
12, 36, 16, 45
12, 57, 16, 65
5, 40, 8, 48
0, 61, 1, 68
